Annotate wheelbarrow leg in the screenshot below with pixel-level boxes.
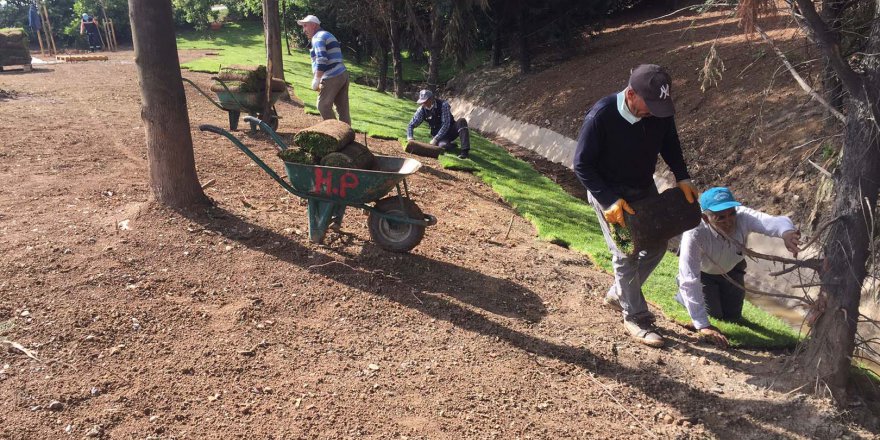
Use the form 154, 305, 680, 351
307, 199, 342, 244
228, 110, 240, 131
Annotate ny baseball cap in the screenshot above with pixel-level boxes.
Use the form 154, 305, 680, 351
628, 64, 675, 118
416, 89, 434, 104
699, 187, 742, 212
297, 15, 320, 25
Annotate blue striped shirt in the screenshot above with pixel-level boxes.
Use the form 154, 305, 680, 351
310, 29, 346, 79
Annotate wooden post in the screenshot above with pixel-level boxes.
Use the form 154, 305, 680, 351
97, 0, 115, 51
109, 19, 119, 50
38, 1, 57, 54
35, 29, 45, 55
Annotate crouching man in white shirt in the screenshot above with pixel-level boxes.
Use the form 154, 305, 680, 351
676, 187, 801, 348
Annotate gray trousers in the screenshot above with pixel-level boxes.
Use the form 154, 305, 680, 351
588, 188, 666, 320
317, 71, 351, 125
437, 118, 470, 152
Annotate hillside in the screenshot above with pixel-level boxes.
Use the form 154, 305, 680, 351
449, 2, 836, 231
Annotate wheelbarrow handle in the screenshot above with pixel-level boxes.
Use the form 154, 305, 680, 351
198, 124, 298, 195
243, 116, 289, 151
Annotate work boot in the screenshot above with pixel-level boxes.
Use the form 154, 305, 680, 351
603, 293, 622, 311
623, 314, 664, 348
457, 150, 469, 159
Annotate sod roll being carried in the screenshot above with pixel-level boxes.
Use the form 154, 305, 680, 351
320, 141, 375, 170
622, 187, 701, 254
293, 120, 355, 157
405, 139, 443, 158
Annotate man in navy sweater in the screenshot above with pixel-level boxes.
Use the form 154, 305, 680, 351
573, 64, 699, 348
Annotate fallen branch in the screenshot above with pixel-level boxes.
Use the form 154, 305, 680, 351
755, 25, 846, 123
807, 159, 833, 178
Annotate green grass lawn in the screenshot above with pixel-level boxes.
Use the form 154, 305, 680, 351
176, 22, 799, 349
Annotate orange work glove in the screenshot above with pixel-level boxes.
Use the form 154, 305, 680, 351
677, 180, 699, 204
603, 199, 635, 227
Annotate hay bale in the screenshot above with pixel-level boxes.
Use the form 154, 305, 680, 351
623, 187, 701, 254
320, 142, 375, 170
278, 149, 315, 165
405, 139, 443, 158
293, 120, 355, 157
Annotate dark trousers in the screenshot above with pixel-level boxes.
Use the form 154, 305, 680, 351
437, 118, 470, 152
700, 260, 747, 321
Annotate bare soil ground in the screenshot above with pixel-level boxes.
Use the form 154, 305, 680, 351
0, 50, 877, 438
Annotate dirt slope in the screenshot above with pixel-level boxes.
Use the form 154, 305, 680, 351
0, 51, 876, 438
448, 3, 836, 230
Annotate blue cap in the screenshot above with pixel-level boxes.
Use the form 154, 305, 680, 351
699, 187, 742, 212
82, 13, 90, 20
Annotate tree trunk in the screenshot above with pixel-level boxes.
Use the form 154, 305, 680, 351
797, 16, 880, 403
262, 0, 285, 82
389, 9, 405, 98
282, 0, 291, 55
820, 0, 847, 114
427, 1, 443, 91
491, 22, 503, 66
128, 0, 208, 208
377, 39, 389, 92
516, 5, 530, 74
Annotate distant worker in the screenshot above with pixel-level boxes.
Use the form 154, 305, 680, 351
676, 187, 801, 348
406, 89, 471, 159
297, 14, 351, 125
80, 13, 102, 52
573, 64, 698, 348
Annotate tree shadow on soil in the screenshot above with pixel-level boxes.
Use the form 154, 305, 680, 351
181, 205, 548, 323
177, 204, 873, 437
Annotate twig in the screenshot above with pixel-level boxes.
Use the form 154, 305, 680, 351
1, 339, 41, 362
790, 282, 827, 289
201, 179, 216, 189
642, 3, 735, 24
582, 372, 657, 439
769, 264, 801, 277
505, 214, 516, 239
807, 159, 833, 178
308, 260, 357, 271
755, 25, 846, 123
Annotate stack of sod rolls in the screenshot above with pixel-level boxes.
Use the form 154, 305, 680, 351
209, 64, 286, 93
0, 29, 31, 67
278, 120, 376, 170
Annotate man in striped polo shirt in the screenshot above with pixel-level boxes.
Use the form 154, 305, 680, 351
298, 15, 351, 124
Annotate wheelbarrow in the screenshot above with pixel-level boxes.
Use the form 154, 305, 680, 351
199, 117, 437, 253
183, 77, 283, 132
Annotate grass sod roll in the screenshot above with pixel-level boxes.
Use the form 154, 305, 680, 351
320, 141, 375, 170
610, 224, 635, 255
294, 120, 355, 157
217, 64, 266, 91
623, 187, 702, 253
404, 139, 443, 158
209, 78, 287, 94
277, 149, 315, 165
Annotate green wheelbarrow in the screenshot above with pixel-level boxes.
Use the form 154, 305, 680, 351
183, 77, 283, 132
199, 117, 437, 253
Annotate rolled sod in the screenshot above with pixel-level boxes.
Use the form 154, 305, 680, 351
0, 28, 29, 65
320, 141, 375, 170
624, 187, 701, 253
277, 149, 315, 165
217, 64, 266, 91
209, 78, 287, 94
293, 120, 355, 157
405, 139, 443, 158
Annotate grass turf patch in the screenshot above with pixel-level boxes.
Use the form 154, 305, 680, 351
176, 21, 798, 349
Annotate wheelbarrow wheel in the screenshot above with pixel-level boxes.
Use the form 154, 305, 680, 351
368, 196, 425, 253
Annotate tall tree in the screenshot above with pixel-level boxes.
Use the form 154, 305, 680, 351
128, 0, 208, 208
388, 0, 405, 97
739, 0, 880, 403
262, 0, 286, 84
